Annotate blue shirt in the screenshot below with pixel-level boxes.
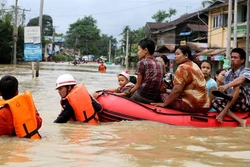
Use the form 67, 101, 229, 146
206, 78, 217, 112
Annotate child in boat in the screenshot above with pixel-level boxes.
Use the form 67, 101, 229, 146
105, 70, 135, 97
129, 38, 164, 103
200, 60, 217, 111
160, 73, 174, 94
157, 55, 174, 94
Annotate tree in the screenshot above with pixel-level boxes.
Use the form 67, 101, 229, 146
152, 8, 177, 23
97, 34, 117, 59
65, 16, 101, 55
152, 10, 168, 23
131, 27, 145, 53
0, 1, 24, 63
0, 14, 13, 63
201, 0, 217, 8
27, 14, 53, 36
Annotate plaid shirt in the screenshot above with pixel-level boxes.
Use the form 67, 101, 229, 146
135, 56, 164, 101
224, 66, 250, 99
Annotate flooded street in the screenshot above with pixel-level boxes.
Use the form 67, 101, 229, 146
0, 62, 250, 167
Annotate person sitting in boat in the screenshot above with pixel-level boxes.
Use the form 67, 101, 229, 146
0, 75, 42, 139
151, 45, 210, 113
157, 55, 174, 94
129, 38, 164, 103
200, 60, 217, 112
214, 68, 226, 88
54, 74, 102, 124
212, 48, 250, 127
160, 73, 174, 95
105, 70, 135, 97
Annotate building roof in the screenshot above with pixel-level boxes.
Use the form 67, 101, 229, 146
187, 24, 207, 32
145, 9, 208, 32
203, 0, 247, 11
146, 22, 169, 29
195, 48, 226, 56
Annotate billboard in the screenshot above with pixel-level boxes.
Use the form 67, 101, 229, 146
24, 43, 42, 61
24, 26, 42, 61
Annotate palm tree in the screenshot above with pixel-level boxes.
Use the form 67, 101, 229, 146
201, 0, 218, 8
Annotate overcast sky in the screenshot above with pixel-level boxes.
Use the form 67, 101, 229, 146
9, 0, 203, 40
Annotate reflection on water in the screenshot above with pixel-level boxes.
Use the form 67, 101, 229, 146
0, 62, 250, 167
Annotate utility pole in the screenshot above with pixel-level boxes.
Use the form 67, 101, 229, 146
108, 39, 111, 62
233, 0, 238, 48
21, 8, 31, 26
12, 1, 30, 65
125, 30, 129, 68
226, 0, 232, 59
36, 0, 44, 77
246, 0, 250, 67
13, 0, 18, 65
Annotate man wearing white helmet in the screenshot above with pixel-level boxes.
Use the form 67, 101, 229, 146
54, 74, 102, 124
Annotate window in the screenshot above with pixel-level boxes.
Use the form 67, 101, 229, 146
212, 14, 227, 29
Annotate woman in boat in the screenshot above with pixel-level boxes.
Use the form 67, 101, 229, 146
54, 74, 102, 124
151, 46, 210, 113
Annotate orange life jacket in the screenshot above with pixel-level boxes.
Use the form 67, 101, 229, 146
0, 90, 41, 139
63, 84, 100, 124
99, 64, 106, 73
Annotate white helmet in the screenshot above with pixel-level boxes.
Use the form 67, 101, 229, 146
56, 74, 76, 89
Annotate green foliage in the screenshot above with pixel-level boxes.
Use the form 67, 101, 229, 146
0, 13, 13, 63
152, 8, 177, 23
53, 54, 74, 62
152, 10, 169, 23
96, 34, 117, 59
119, 26, 145, 59
65, 16, 101, 55
17, 26, 24, 62
27, 14, 53, 36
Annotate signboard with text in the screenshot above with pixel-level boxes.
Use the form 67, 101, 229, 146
24, 26, 42, 61
24, 43, 42, 61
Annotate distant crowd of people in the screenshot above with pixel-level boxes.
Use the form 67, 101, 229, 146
0, 37, 249, 139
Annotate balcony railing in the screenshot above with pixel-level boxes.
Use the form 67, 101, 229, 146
231, 22, 247, 38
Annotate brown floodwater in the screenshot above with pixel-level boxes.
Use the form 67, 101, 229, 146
0, 62, 249, 167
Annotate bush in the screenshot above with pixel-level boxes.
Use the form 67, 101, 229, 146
53, 54, 74, 62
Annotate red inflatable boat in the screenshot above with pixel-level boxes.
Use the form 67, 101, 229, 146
96, 92, 250, 127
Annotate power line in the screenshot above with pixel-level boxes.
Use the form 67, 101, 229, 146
28, 0, 170, 17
